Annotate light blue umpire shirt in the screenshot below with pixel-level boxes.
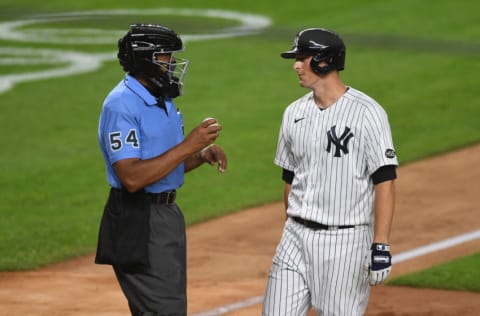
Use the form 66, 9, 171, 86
98, 74, 184, 193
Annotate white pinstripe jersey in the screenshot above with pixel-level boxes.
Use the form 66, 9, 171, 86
274, 87, 398, 226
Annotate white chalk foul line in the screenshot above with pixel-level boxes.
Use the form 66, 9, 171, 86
392, 229, 480, 264
191, 229, 480, 316
192, 295, 264, 316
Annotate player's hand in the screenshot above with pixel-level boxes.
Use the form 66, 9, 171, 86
200, 144, 227, 173
364, 243, 392, 286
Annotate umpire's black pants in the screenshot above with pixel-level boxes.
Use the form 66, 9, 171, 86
113, 201, 187, 316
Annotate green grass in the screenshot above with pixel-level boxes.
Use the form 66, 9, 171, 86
0, 0, 479, 276
21, 15, 239, 34
388, 253, 480, 292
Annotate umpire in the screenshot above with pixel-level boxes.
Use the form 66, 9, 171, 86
95, 24, 227, 316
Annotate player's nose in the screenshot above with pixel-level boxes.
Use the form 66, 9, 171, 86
293, 60, 302, 71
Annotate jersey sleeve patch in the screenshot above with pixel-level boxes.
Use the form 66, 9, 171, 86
385, 148, 396, 159
108, 129, 140, 152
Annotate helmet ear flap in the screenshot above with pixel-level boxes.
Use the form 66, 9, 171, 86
310, 49, 344, 75
310, 53, 331, 75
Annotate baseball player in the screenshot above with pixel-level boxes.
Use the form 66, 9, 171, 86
94, 24, 227, 316
262, 28, 398, 316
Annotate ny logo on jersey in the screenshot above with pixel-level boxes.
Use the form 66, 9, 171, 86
326, 125, 354, 157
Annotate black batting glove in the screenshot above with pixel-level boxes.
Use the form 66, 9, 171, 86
364, 243, 392, 286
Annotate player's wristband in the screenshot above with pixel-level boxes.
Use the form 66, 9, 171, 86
371, 243, 390, 251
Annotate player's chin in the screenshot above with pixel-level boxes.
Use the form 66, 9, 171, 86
298, 81, 308, 88
297, 77, 308, 87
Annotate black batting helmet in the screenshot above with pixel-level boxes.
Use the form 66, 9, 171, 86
281, 28, 346, 74
118, 24, 189, 98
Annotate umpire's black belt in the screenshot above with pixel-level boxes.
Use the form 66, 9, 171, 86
112, 188, 176, 204
291, 216, 354, 230
146, 190, 176, 204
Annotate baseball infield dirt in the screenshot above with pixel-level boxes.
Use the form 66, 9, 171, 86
1, 144, 479, 316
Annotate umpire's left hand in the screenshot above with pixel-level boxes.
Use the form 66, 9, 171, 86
200, 144, 227, 173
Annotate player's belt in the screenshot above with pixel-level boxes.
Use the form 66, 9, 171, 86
291, 216, 354, 230
146, 190, 176, 204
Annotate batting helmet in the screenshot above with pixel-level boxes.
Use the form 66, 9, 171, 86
118, 24, 189, 98
281, 28, 346, 75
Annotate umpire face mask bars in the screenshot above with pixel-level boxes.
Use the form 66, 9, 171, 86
152, 52, 189, 96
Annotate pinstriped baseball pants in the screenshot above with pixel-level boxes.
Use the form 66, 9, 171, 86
263, 218, 373, 316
